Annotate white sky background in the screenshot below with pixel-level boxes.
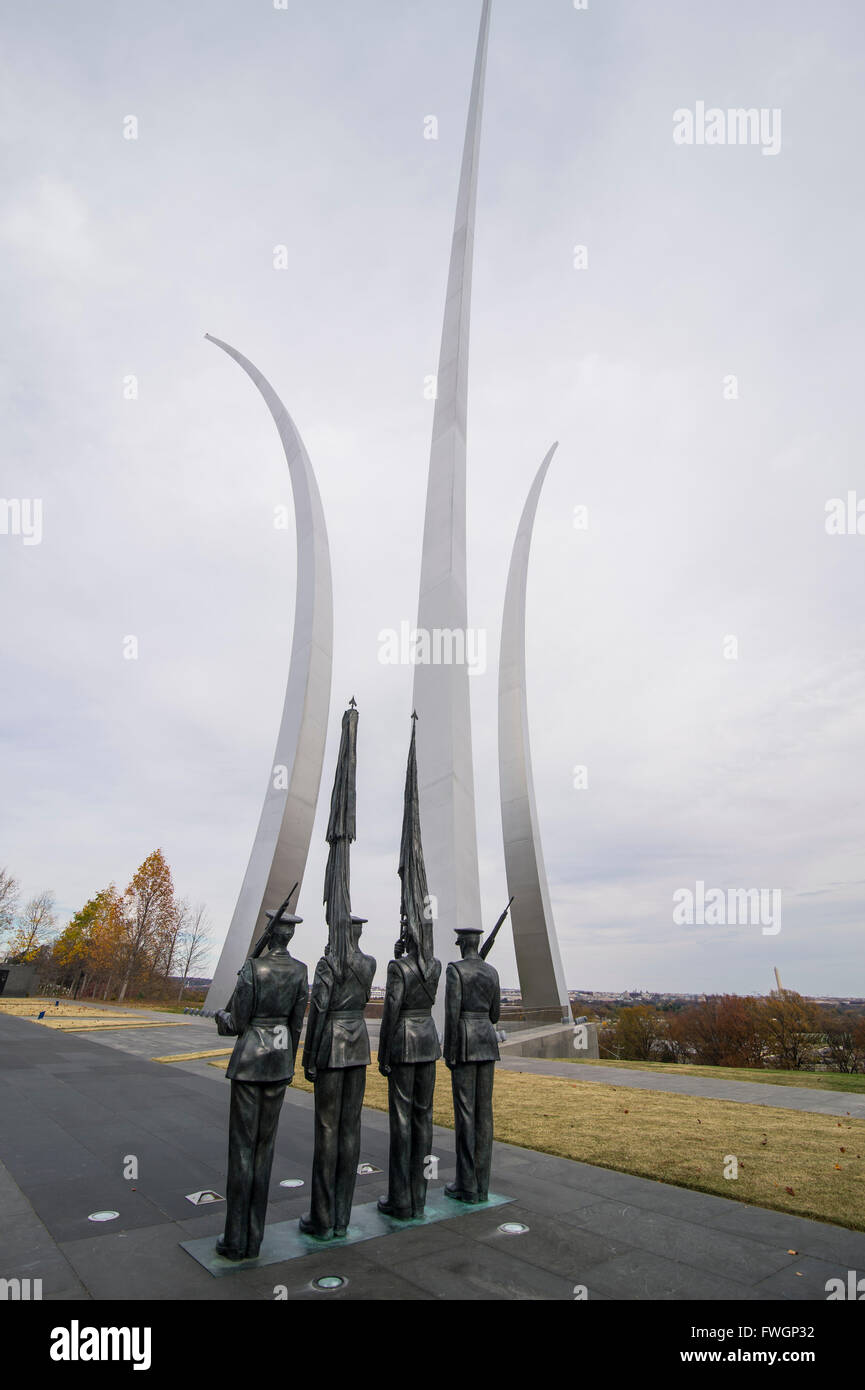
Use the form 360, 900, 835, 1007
2, 0, 863, 995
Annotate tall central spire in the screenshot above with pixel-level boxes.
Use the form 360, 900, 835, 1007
412, 0, 491, 1027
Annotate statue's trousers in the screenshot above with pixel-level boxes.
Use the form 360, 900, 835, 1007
450, 1060, 495, 1199
386, 1061, 436, 1214
310, 1065, 366, 1232
224, 1079, 287, 1256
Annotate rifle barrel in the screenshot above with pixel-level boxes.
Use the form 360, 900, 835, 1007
480, 896, 515, 960
250, 882, 300, 958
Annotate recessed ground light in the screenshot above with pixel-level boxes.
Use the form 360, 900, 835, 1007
279, 1178, 304, 1188
498, 1221, 529, 1235
312, 1275, 346, 1291
88, 1210, 120, 1222
356, 1163, 380, 1175
185, 1190, 224, 1206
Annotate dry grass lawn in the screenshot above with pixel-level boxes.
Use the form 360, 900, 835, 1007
205, 1053, 865, 1232
0, 1000, 120, 1018
38, 1019, 196, 1031
0, 996, 200, 1016
568, 1056, 865, 1095
0, 1000, 195, 1031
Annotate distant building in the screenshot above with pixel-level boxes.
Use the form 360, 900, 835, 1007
0, 963, 39, 997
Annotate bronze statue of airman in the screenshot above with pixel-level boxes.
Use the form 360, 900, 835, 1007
215, 902, 308, 1261
300, 913, 375, 1239
377, 921, 441, 1219
443, 925, 500, 1203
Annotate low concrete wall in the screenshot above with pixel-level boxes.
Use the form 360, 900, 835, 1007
499, 1021, 599, 1060
572, 1020, 600, 1060
499, 1007, 572, 1032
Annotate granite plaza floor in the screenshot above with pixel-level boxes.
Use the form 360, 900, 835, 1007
1, 1010, 863, 1302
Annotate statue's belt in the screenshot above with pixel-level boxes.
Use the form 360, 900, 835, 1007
327, 1009, 365, 1020
461, 1011, 491, 1018
250, 1016, 288, 1026
400, 1009, 432, 1019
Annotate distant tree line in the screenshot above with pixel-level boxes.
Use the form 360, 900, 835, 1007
0, 850, 210, 1003
598, 994, 865, 1072
0, 868, 57, 965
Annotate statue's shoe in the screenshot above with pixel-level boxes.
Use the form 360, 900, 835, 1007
299, 1214, 333, 1240
333, 1226, 348, 1238
215, 1238, 248, 1262
444, 1183, 478, 1204
377, 1197, 412, 1220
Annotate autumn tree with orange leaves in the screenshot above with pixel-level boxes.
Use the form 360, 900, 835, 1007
669, 994, 767, 1068
52, 886, 125, 998
47, 851, 209, 1002
117, 849, 179, 1002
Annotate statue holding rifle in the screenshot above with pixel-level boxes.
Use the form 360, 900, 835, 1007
443, 905, 505, 1205
214, 886, 308, 1262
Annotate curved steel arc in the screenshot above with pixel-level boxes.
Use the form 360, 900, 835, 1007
203, 335, 333, 1012
498, 443, 570, 1017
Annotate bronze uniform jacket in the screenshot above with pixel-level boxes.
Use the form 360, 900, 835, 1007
378, 955, 442, 1068
304, 949, 375, 1071
443, 956, 501, 1065
225, 952, 308, 1083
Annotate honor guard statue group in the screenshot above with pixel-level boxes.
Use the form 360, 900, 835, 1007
201, 0, 569, 1269
214, 699, 511, 1258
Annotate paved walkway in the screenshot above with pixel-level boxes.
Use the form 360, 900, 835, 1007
16, 1000, 863, 1117
1, 1011, 863, 1301
498, 1057, 865, 1118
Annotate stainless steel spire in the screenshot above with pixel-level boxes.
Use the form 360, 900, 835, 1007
412, 1, 492, 1028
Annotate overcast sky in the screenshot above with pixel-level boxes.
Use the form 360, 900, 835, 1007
2, 0, 864, 996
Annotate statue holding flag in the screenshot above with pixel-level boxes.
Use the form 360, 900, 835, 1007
377, 712, 441, 1220
300, 699, 375, 1240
